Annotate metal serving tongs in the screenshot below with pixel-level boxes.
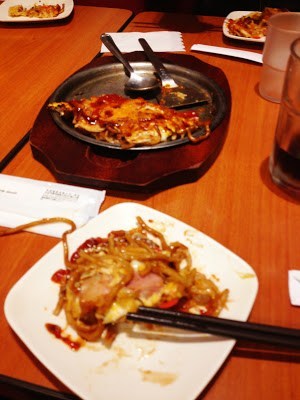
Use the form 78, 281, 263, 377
101, 34, 160, 93
138, 38, 208, 108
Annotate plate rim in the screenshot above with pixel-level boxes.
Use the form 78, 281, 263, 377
4, 202, 259, 400
0, 0, 74, 22
223, 10, 266, 43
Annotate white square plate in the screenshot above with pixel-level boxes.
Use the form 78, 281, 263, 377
223, 11, 266, 43
4, 202, 258, 400
0, 0, 73, 22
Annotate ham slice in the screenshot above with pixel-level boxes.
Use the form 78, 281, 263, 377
127, 272, 163, 299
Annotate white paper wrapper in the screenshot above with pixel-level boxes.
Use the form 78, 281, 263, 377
191, 44, 263, 63
288, 270, 300, 306
101, 31, 185, 53
0, 174, 106, 237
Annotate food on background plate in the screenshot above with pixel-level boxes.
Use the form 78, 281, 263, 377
51, 216, 229, 346
48, 94, 212, 148
9, 3, 65, 18
226, 7, 288, 39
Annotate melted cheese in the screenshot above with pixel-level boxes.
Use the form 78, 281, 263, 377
49, 94, 211, 148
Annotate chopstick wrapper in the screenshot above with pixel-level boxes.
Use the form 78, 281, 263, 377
0, 174, 105, 238
288, 270, 300, 306
190, 44, 263, 64
101, 31, 185, 53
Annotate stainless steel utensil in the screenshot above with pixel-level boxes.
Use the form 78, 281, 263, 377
101, 34, 159, 93
138, 38, 209, 108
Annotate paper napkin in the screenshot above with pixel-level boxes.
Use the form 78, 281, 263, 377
288, 270, 300, 306
101, 31, 185, 53
0, 174, 106, 238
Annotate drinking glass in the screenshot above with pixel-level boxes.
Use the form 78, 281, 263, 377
269, 37, 300, 198
259, 13, 300, 103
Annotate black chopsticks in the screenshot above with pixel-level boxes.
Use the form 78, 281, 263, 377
0, 374, 78, 400
0, 130, 30, 172
127, 307, 300, 349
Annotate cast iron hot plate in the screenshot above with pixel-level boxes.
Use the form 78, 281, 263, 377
48, 61, 227, 151
30, 53, 231, 192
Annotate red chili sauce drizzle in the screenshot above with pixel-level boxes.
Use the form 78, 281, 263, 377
67, 93, 204, 129
47, 236, 110, 348
70, 236, 108, 263
45, 323, 82, 351
51, 268, 69, 284
48, 267, 82, 350
69, 94, 127, 126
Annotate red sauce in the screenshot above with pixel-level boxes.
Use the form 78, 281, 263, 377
70, 232, 129, 262
180, 110, 198, 118
51, 268, 69, 284
159, 299, 179, 309
45, 323, 82, 351
70, 237, 107, 262
69, 94, 127, 127
91, 94, 126, 107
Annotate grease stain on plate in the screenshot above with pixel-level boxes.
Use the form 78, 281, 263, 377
139, 369, 178, 386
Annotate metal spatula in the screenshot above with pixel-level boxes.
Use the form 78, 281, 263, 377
138, 38, 208, 108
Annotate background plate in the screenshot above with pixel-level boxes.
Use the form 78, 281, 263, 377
49, 62, 227, 151
223, 11, 266, 43
0, 0, 73, 22
4, 202, 258, 400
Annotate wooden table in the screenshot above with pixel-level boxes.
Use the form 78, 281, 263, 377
1, 11, 300, 400
0, 5, 132, 163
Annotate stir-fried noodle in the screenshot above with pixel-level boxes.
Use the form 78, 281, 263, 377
0, 216, 229, 346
